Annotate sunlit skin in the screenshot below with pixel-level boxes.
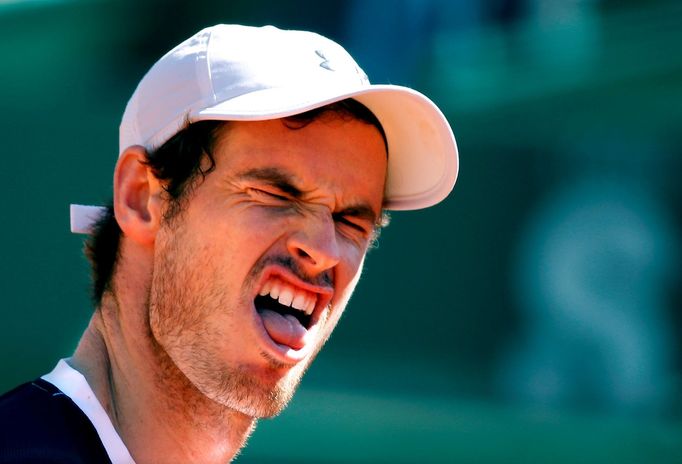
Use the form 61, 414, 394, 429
70, 115, 387, 463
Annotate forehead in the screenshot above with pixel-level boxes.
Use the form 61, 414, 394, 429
212, 117, 388, 209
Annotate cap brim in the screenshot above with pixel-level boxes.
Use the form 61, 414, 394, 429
194, 84, 458, 211
71, 84, 458, 234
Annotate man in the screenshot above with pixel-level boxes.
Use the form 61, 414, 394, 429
0, 24, 458, 463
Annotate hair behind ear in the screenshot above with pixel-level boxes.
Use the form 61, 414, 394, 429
85, 205, 120, 305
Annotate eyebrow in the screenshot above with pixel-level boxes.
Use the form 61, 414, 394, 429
238, 167, 380, 224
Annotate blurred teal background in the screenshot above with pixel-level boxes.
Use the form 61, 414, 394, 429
1, 0, 681, 462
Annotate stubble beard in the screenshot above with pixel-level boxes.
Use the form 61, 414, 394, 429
146, 221, 310, 419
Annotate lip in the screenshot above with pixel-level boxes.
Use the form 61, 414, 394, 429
250, 265, 334, 364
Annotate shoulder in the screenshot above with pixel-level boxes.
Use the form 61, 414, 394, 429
0, 379, 112, 464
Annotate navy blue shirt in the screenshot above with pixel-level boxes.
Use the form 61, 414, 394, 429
0, 379, 111, 463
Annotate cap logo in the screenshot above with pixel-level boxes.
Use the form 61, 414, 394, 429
315, 49, 335, 71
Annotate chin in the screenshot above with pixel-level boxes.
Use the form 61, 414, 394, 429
194, 360, 308, 419
218, 376, 300, 419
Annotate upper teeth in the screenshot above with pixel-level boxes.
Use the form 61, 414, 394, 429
259, 278, 317, 316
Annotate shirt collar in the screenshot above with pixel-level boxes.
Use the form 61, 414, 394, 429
42, 358, 136, 464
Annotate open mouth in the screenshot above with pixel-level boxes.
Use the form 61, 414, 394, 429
254, 294, 312, 329
254, 276, 320, 350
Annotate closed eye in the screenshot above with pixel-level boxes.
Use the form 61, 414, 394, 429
333, 213, 372, 236
248, 187, 290, 202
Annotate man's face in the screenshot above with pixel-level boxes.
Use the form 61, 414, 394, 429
148, 115, 387, 417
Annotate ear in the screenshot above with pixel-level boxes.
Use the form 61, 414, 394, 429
113, 146, 164, 246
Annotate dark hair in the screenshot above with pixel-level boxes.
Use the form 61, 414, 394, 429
284, 99, 388, 153
85, 120, 225, 304
85, 99, 389, 305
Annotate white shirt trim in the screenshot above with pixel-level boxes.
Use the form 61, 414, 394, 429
42, 359, 136, 464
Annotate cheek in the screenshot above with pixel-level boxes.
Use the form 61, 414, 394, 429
148, 227, 242, 356
320, 259, 364, 341
224, 204, 289, 247
194, 207, 278, 279
332, 251, 366, 310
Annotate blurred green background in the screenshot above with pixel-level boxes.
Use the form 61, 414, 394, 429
1, 0, 680, 462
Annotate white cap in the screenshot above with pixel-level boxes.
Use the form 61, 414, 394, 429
71, 24, 458, 234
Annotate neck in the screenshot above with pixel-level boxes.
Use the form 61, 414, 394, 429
71, 292, 256, 463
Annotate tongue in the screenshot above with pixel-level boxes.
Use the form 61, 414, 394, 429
259, 309, 308, 350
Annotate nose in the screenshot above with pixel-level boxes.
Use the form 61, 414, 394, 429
286, 211, 340, 276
